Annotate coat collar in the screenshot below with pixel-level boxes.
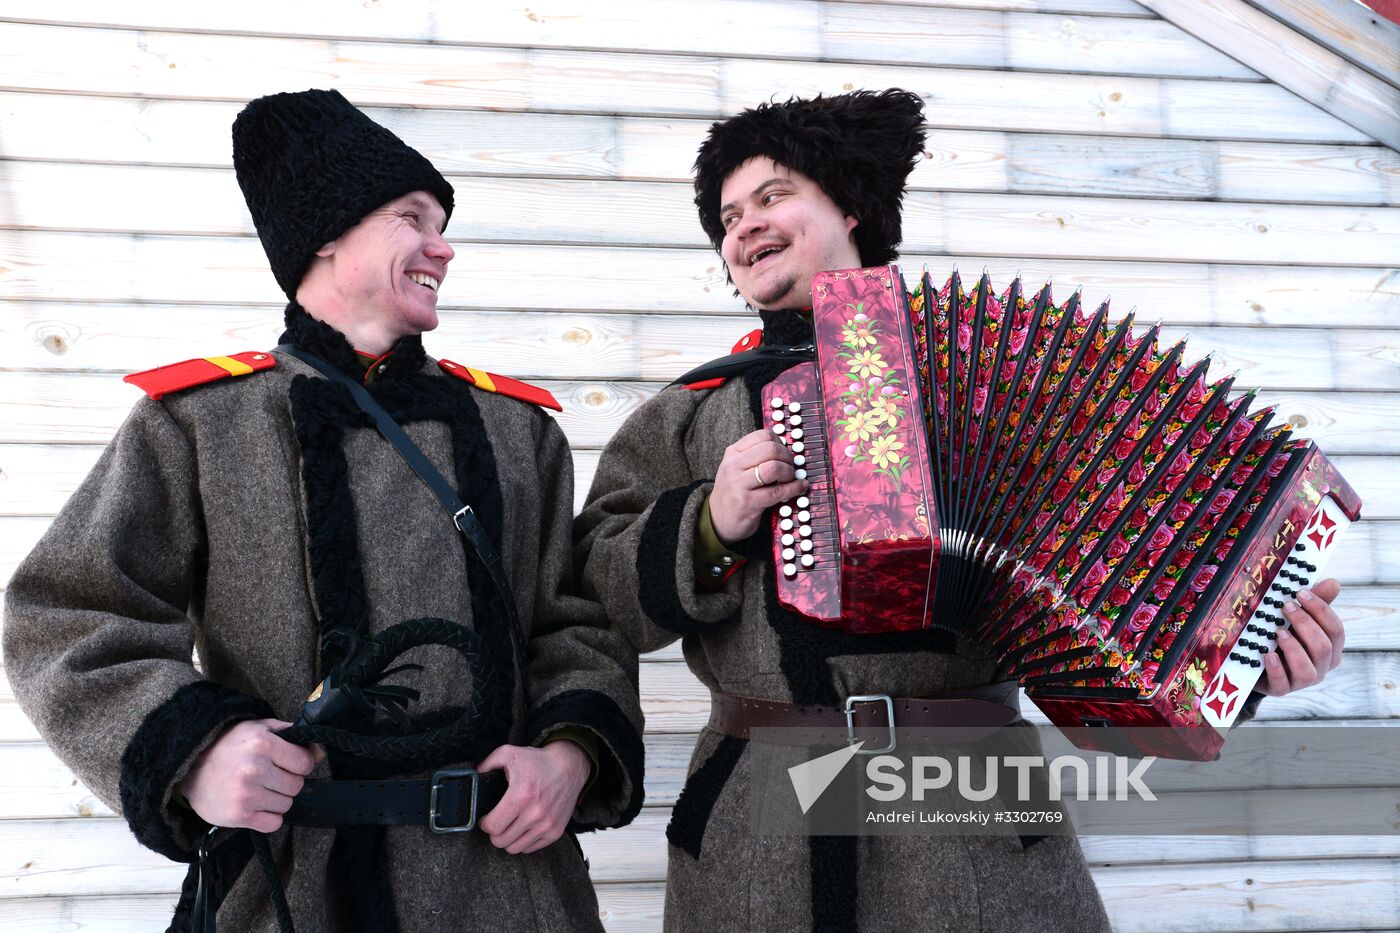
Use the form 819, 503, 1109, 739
758, 308, 814, 347
279, 301, 428, 383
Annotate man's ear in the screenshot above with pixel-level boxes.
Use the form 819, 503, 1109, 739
844, 213, 859, 236
314, 240, 336, 258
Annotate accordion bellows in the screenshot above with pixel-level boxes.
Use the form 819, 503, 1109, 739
765, 266, 1361, 759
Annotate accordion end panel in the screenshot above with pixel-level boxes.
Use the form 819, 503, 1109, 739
1029, 446, 1362, 760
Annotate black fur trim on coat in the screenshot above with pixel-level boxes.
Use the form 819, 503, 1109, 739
282, 305, 518, 930
283, 303, 517, 772
637, 480, 717, 636
666, 735, 746, 858
279, 300, 429, 382
742, 309, 957, 930
810, 836, 859, 931
119, 680, 274, 862
758, 308, 816, 348
527, 688, 646, 829
330, 826, 401, 933
290, 374, 374, 664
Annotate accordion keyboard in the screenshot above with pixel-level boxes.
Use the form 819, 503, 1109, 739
769, 395, 833, 577
1200, 495, 1352, 729
766, 360, 843, 622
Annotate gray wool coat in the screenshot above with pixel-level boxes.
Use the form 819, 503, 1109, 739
3, 307, 644, 932
575, 310, 1111, 933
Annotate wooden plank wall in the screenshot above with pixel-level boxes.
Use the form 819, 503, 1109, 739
1, 2, 1397, 930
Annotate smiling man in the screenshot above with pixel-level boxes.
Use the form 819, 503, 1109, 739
575, 89, 1347, 931
4, 89, 643, 932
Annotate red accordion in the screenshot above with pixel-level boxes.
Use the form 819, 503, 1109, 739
766, 266, 1362, 760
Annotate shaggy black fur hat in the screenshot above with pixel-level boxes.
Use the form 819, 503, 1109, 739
693, 88, 925, 268
232, 88, 455, 299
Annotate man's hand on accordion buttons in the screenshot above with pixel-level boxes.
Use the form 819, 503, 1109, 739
1260, 578, 1345, 697
711, 428, 810, 545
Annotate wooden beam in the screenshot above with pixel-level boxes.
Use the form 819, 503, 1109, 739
1245, 0, 1400, 87
1138, 0, 1400, 151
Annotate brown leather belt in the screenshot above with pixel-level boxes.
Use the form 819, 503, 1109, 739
708, 682, 1022, 747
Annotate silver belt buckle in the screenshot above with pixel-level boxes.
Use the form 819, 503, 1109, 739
845, 694, 897, 754
429, 767, 480, 833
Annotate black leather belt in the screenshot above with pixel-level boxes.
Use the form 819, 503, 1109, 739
286, 768, 508, 833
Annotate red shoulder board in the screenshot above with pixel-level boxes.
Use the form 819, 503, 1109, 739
682, 328, 763, 391
680, 326, 761, 389
438, 360, 562, 412
123, 352, 276, 400
731, 328, 762, 354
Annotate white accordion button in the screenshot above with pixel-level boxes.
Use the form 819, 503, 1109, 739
796, 496, 810, 508
772, 424, 785, 435
771, 398, 784, 409
792, 442, 805, 453
790, 428, 804, 440
771, 410, 784, 422
795, 469, 807, 480
779, 505, 793, 518
781, 533, 795, 546
799, 525, 812, 538
794, 455, 806, 466
784, 563, 798, 577
790, 415, 802, 426
782, 547, 796, 561
797, 510, 811, 522
800, 539, 813, 552
789, 402, 801, 413
801, 554, 815, 568
780, 519, 794, 531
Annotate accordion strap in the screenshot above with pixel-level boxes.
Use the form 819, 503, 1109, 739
669, 343, 815, 388
708, 683, 1021, 742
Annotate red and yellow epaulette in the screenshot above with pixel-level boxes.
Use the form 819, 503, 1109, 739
438, 359, 562, 412
684, 328, 763, 391
123, 352, 277, 400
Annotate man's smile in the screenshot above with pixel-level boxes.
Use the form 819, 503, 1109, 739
407, 271, 441, 292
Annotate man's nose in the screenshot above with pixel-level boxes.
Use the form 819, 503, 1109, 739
426, 232, 454, 264
736, 210, 766, 239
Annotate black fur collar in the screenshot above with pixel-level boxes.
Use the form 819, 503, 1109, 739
279, 301, 428, 382
758, 308, 814, 346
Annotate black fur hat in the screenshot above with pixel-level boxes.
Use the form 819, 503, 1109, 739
693, 88, 925, 268
232, 88, 455, 299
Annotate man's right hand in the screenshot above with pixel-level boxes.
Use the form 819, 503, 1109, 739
179, 718, 322, 833
709, 429, 809, 545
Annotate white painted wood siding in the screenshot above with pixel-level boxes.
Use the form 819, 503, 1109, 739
0, 2, 1396, 930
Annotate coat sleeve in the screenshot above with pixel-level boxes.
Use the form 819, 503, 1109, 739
573, 387, 745, 656
520, 413, 646, 830
1, 398, 271, 862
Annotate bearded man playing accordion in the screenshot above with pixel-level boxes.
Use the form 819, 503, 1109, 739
575, 88, 1347, 932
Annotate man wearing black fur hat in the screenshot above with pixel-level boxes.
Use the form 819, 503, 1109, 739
4, 89, 643, 931
576, 88, 1346, 931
